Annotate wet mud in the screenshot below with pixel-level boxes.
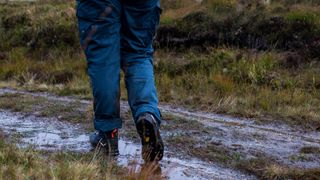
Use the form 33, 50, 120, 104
0, 88, 319, 175
0, 111, 253, 180
160, 105, 320, 169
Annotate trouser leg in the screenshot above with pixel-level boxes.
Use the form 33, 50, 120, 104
77, 0, 122, 132
121, 0, 162, 124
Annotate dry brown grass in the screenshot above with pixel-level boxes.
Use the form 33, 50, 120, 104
162, 3, 204, 21
0, 137, 163, 179
237, 158, 320, 180
1, 0, 320, 128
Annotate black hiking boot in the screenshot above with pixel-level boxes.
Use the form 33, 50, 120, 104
89, 129, 119, 156
136, 113, 164, 162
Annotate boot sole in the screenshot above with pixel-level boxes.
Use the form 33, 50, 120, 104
137, 118, 164, 161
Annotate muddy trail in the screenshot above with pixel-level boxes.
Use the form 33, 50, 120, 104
0, 111, 252, 180
0, 88, 255, 180
0, 88, 320, 179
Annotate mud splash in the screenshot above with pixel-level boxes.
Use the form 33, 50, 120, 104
0, 111, 254, 180
1, 88, 319, 169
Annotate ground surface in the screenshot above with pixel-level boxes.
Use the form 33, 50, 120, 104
0, 88, 319, 179
1, 0, 320, 126
0, 0, 320, 179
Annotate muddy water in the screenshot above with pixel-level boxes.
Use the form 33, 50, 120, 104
1, 88, 319, 169
0, 111, 254, 180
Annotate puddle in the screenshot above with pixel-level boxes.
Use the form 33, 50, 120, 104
0, 111, 254, 180
1, 88, 319, 169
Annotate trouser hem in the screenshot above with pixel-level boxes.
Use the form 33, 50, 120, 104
94, 118, 122, 132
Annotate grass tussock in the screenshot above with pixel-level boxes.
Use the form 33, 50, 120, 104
155, 49, 320, 128
158, 0, 320, 59
1, 48, 320, 129
0, 1, 319, 128
0, 1, 78, 55
0, 1, 319, 179
300, 146, 320, 154
0, 133, 162, 179
236, 158, 320, 180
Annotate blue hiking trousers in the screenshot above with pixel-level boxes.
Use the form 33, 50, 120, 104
76, 0, 162, 132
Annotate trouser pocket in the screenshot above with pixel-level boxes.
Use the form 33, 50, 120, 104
76, 0, 119, 60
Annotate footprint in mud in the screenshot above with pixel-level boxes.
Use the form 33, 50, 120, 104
0, 111, 255, 180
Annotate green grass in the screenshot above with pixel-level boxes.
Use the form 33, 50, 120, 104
0, 0, 319, 128
158, 0, 320, 60
154, 49, 320, 128
1, 48, 320, 128
1, 1, 319, 179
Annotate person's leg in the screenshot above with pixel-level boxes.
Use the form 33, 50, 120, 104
76, 0, 122, 132
121, 0, 164, 161
121, 0, 162, 125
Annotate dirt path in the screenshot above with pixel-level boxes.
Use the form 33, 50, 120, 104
160, 105, 320, 168
0, 88, 319, 178
1, 88, 320, 167
0, 111, 253, 180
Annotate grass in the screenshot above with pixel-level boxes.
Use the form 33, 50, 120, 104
158, 0, 320, 58
154, 49, 320, 128
1, 1, 319, 179
0, 132, 162, 179
236, 158, 320, 180
161, 113, 320, 179
1, 0, 319, 129
1, 90, 320, 179
300, 146, 320, 154
0, 92, 238, 177
1, 48, 320, 129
